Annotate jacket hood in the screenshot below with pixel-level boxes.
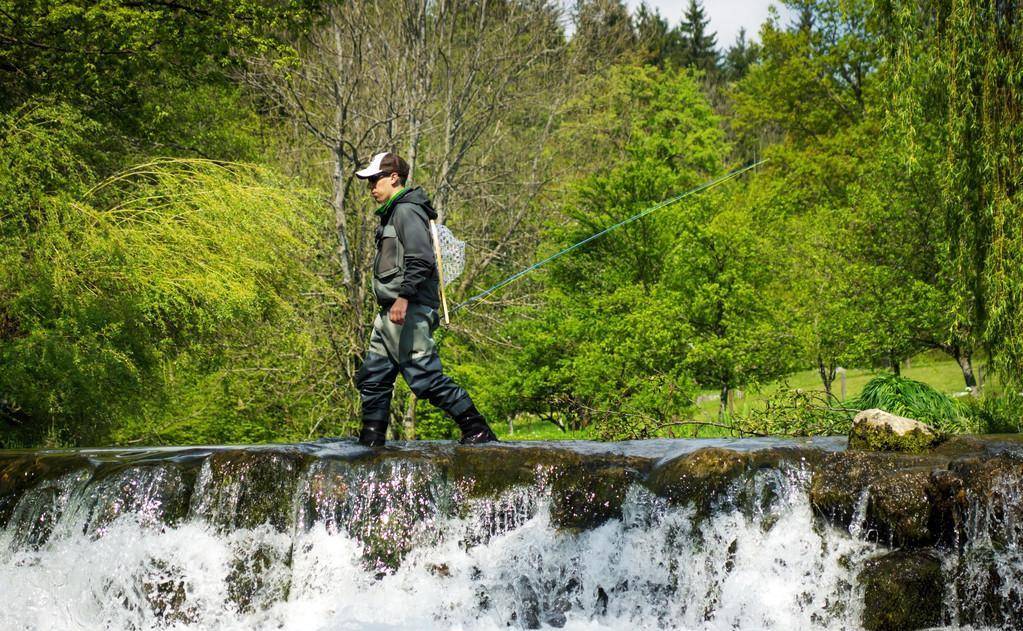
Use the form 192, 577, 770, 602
397, 186, 438, 219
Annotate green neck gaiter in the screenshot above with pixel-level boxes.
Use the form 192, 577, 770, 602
375, 187, 409, 216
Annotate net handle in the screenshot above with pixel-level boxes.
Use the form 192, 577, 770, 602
429, 220, 450, 324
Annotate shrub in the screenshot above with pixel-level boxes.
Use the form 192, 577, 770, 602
958, 392, 1023, 434
848, 373, 974, 434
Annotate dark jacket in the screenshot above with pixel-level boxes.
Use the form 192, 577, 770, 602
372, 187, 440, 309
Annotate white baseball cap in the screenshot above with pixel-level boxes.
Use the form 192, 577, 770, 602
355, 152, 409, 179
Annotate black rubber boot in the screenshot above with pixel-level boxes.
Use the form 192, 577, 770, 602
453, 404, 498, 444
358, 419, 388, 447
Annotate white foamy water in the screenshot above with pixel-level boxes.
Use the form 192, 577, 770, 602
4, 445, 1021, 631
0, 465, 882, 631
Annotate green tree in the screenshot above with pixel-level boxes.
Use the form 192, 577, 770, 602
570, 0, 637, 70
676, 0, 719, 74
475, 65, 798, 432
632, 3, 682, 67
730, 0, 956, 388
663, 197, 798, 419
722, 28, 760, 82
0, 105, 338, 446
878, 0, 1023, 389
0, 0, 316, 169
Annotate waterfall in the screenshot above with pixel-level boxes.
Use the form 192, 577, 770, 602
1, 437, 1020, 630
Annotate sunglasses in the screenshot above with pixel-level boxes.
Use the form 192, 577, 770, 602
368, 172, 394, 184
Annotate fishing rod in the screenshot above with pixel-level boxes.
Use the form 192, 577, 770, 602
450, 159, 767, 315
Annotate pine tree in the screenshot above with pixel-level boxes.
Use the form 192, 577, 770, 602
723, 27, 760, 81
794, 2, 815, 33
676, 0, 719, 73
633, 3, 683, 67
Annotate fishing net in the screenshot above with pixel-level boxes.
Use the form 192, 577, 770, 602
433, 222, 465, 286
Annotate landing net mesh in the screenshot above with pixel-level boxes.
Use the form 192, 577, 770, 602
434, 223, 465, 286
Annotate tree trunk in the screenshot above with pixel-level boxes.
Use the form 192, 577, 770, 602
817, 354, 836, 396
403, 395, 416, 440
890, 352, 901, 376
719, 384, 730, 421
956, 350, 979, 392
331, 145, 355, 288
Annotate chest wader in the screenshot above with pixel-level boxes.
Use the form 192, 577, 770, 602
356, 219, 497, 446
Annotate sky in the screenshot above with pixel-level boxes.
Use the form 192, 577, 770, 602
624, 0, 796, 48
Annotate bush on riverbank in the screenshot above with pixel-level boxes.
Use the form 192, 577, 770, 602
0, 119, 348, 446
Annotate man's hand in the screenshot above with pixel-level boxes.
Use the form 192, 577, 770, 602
389, 297, 409, 324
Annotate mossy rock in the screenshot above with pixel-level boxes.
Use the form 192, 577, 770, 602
83, 463, 196, 533
299, 459, 354, 528
549, 464, 640, 531
226, 540, 293, 613
302, 458, 452, 570
810, 451, 949, 546
924, 469, 968, 547
645, 447, 823, 518
645, 448, 751, 513
445, 446, 587, 499
0, 454, 88, 528
140, 559, 198, 624
189, 450, 304, 532
848, 409, 941, 453
858, 549, 944, 631
866, 470, 934, 546
948, 455, 1023, 549
5, 466, 93, 549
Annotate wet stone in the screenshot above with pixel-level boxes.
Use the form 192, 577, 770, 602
512, 575, 542, 630
949, 546, 1023, 628
460, 486, 542, 549
645, 448, 750, 513
81, 464, 195, 535
189, 450, 304, 532
866, 470, 933, 547
549, 464, 640, 531
543, 597, 569, 628
809, 451, 950, 546
5, 467, 91, 549
140, 559, 197, 624
924, 469, 967, 547
950, 456, 1023, 549
810, 451, 888, 527
858, 549, 944, 631
226, 537, 293, 614
594, 586, 609, 616
0, 455, 88, 529
302, 458, 452, 570
446, 446, 583, 499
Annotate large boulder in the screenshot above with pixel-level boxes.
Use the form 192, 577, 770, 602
809, 450, 958, 547
858, 549, 944, 631
848, 409, 941, 453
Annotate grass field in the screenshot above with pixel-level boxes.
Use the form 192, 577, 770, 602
493, 350, 983, 441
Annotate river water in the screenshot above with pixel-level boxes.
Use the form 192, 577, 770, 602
0, 439, 1018, 630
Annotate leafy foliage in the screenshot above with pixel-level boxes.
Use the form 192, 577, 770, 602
1, 144, 344, 446
733, 386, 855, 437
848, 374, 973, 434
878, 0, 1023, 389
958, 392, 1023, 435
3, 0, 1022, 447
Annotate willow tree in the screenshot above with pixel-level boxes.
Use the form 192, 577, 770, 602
879, 0, 1023, 388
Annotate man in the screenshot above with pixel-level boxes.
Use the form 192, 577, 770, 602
353, 151, 498, 446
